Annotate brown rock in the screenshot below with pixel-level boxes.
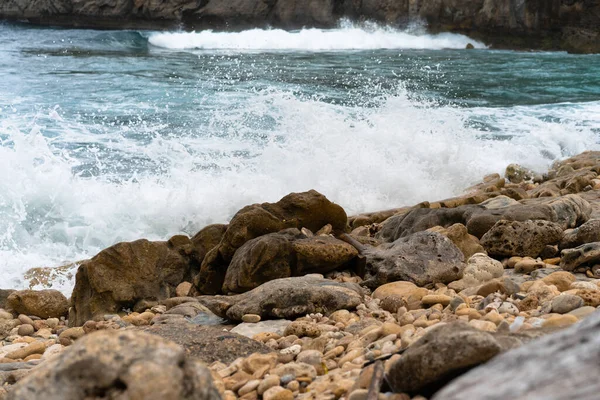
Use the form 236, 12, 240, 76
17, 324, 34, 337
576, 289, 600, 307
560, 242, 600, 271
176, 282, 193, 297
428, 223, 485, 259
481, 220, 563, 258
58, 327, 85, 346
5, 341, 46, 360
6, 290, 68, 319
7, 330, 221, 400
541, 271, 576, 292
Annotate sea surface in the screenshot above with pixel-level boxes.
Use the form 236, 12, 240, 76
1, 21, 599, 292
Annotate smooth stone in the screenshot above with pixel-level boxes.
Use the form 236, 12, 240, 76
231, 320, 292, 338
242, 314, 261, 323
17, 324, 34, 336
551, 295, 585, 314
263, 386, 293, 400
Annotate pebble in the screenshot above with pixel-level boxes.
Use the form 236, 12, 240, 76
263, 386, 294, 400
242, 314, 261, 323
17, 324, 35, 336
551, 294, 585, 314
257, 375, 281, 395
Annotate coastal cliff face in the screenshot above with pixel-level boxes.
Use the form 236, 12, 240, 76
0, 0, 598, 52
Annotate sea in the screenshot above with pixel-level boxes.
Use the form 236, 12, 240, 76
1, 21, 599, 293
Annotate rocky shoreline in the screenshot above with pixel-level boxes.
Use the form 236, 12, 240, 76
2, 150, 600, 399
1, 0, 599, 53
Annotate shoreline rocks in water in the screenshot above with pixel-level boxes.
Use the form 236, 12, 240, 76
2, 150, 600, 399
0, 0, 598, 53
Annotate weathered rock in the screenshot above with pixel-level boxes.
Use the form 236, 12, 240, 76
363, 231, 465, 289
428, 223, 485, 259
505, 164, 533, 184
386, 322, 503, 395
70, 237, 193, 326
198, 275, 363, 321
560, 219, 600, 249
0, 290, 15, 310
560, 242, 600, 271
551, 294, 584, 314
449, 253, 504, 291
190, 223, 228, 266
541, 271, 577, 292
222, 229, 358, 293
7, 330, 221, 400
481, 220, 563, 258
138, 324, 272, 364
6, 290, 68, 319
432, 310, 600, 400
194, 190, 347, 294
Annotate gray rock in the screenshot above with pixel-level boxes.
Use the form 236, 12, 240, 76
198, 275, 363, 321
432, 310, 600, 400
386, 322, 504, 395
7, 330, 221, 400
551, 295, 585, 314
560, 219, 600, 249
363, 231, 465, 289
480, 220, 563, 257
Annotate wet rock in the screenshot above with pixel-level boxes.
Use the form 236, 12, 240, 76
7, 330, 221, 400
198, 275, 363, 321
138, 323, 272, 364
505, 164, 533, 184
481, 220, 563, 258
6, 290, 68, 319
432, 310, 600, 400
363, 231, 465, 289
427, 223, 485, 259
222, 229, 358, 294
386, 322, 503, 395
560, 219, 600, 249
70, 237, 194, 326
560, 242, 600, 271
194, 190, 348, 294
449, 253, 504, 291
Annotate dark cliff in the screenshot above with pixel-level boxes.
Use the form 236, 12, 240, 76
0, 0, 598, 53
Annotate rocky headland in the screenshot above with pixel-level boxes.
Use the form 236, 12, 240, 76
2, 150, 600, 399
0, 0, 599, 53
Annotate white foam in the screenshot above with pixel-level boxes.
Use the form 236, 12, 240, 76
0, 90, 598, 294
148, 24, 486, 51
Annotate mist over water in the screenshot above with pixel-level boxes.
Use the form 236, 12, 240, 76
1, 22, 599, 293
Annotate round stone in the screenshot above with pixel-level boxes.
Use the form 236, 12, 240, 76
242, 314, 261, 323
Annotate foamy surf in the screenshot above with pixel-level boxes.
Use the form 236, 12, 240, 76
148, 26, 486, 51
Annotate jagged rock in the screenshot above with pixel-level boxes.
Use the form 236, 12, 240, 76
560, 242, 600, 271
189, 223, 227, 272
448, 253, 504, 292
198, 275, 363, 321
363, 231, 465, 289
480, 220, 563, 257
432, 310, 600, 400
70, 237, 194, 326
194, 190, 347, 294
386, 322, 504, 395
6, 290, 68, 319
379, 195, 590, 241
428, 223, 485, 259
222, 229, 358, 293
138, 324, 272, 364
529, 168, 598, 198
560, 219, 600, 249
7, 330, 221, 400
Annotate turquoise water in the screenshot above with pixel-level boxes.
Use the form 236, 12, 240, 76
1, 22, 599, 290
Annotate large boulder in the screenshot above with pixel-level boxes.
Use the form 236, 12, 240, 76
7, 330, 221, 400
198, 275, 363, 321
194, 190, 348, 294
222, 229, 358, 293
138, 324, 273, 364
378, 194, 590, 241
386, 322, 504, 396
363, 231, 465, 289
6, 290, 68, 319
70, 237, 194, 326
480, 220, 563, 258
432, 310, 600, 400
560, 219, 600, 249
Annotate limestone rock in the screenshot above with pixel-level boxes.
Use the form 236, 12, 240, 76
428, 223, 485, 259
138, 324, 272, 364
7, 330, 221, 400
6, 290, 68, 319
432, 310, 600, 400
560, 219, 600, 249
560, 242, 600, 271
386, 322, 503, 395
194, 190, 347, 294
449, 253, 504, 291
198, 275, 363, 321
541, 271, 576, 292
363, 231, 465, 289
481, 220, 563, 258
